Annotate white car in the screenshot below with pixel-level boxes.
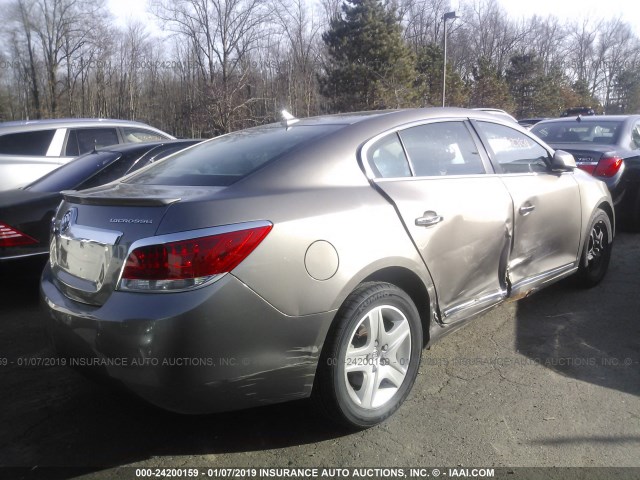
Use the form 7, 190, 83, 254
0, 118, 174, 191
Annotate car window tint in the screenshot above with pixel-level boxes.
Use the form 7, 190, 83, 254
73, 128, 119, 154
477, 122, 548, 173
531, 120, 622, 145
123, 127, 168, 143
78, 150, 145, 190
28, 151, 120, 192
125, 143, 195, 174
126, 125, 341, 187
65, 129, 79, 156
367, 133, 411, 178
0, 130, 56, 155
398, 122, 485, 177
632, 123, 640, 149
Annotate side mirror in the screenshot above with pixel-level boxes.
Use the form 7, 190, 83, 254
551, 150, 576, 171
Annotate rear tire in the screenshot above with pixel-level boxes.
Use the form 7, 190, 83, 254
576, 209, 612, 288
313, 282, 422, 429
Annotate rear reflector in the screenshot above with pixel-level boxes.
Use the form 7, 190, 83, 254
120, 225, 272, 291
0, 223, 38, 248
594, 156, 623, 178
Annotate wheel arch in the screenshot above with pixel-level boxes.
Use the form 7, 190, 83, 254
360, 266, 434, 347
597, 200, 615, 234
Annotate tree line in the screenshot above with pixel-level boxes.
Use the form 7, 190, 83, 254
1, 0, 639, 138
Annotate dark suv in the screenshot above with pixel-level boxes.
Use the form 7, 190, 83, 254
561, 107, 596, 117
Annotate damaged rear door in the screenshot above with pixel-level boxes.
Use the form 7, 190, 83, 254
364, 120, 514, 323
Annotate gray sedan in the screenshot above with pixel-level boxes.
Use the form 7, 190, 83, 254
41, 108, 614, 428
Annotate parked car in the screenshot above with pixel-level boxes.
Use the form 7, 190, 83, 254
518, 118, 548, 129
472, 107, 517, 123
531, 115, 640, 229
561, 107, 595, 117
0, 118, 175, 191
42, 108, 613, 429
0, 140, 200, 263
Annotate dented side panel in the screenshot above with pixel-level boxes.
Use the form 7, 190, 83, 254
500, 172, 582, 293
374, 176, 513, 322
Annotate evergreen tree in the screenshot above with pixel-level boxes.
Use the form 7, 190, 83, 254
506, 53, 543, 118
320, 0, 416, 111
414, 44, 468, 107
469, 57, 513, 112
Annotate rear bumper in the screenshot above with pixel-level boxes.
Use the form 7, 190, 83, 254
40, 265, 334, 414
0, 249, 48, 261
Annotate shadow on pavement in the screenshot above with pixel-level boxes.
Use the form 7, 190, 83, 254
515, 233, 640, 397
0, 258, 345, 474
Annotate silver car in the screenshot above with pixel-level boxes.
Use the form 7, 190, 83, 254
0, 118, 174, 191
41, 108, 614, 428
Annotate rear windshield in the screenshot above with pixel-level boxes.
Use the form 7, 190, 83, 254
28, 151, 119, 192
531, 120, 623, 145
125, 125, 341, 187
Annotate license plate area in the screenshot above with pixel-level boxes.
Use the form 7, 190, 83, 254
52, 208, 122, 293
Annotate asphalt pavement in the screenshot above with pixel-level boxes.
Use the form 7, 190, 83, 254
0, 234, 638, 479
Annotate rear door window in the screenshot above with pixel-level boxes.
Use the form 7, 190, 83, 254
0, 130, 56, 155
398, 122, 486, 177
122, 127, 169, 143
67, 128, 119, 155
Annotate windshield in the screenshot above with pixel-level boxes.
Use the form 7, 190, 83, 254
125, 125, 341, 187
28, 151, 120, 192
531, 120, 623, 145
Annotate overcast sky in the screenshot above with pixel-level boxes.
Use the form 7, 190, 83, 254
496, 0, 640, 34
107, 0, 640, 36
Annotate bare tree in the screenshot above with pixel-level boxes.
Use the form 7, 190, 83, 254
152, 0, 271, 133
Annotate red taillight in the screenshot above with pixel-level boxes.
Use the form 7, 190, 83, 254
577, 165, 596, 175
593, 156, 623, 178
0, 223, 38, 248
121, 225, 272, 290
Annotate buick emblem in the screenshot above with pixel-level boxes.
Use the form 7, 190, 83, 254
60, 210, 72, 234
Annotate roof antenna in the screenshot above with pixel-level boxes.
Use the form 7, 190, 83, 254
92, 139, 98, 153
281, 109, 299, 128
576, 115, 582, 122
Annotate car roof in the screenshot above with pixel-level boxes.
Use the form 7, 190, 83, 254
268, 107, 514, 129
535, 115, 640, 125
0, 118, 166, 133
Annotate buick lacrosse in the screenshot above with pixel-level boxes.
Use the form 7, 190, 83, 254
41, 108, 614, 428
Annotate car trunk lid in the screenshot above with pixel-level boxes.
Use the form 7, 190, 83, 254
49, 184, 222, 306
549, 144, 613, 175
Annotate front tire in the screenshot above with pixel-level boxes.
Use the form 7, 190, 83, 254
576, 209, 612, 288
313, 282, 423, 429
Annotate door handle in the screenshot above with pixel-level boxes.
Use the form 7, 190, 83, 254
519, 204, 535, 215
415, 211, 444, 227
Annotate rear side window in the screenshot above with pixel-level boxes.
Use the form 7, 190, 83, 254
367, 133, 411, 178
123, 127, 168, 143
127, 125, 340, 186
399, 122, 485, 177
66, 128, 119, 156
477, 122, 549, 173
0, 130, 56, 155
